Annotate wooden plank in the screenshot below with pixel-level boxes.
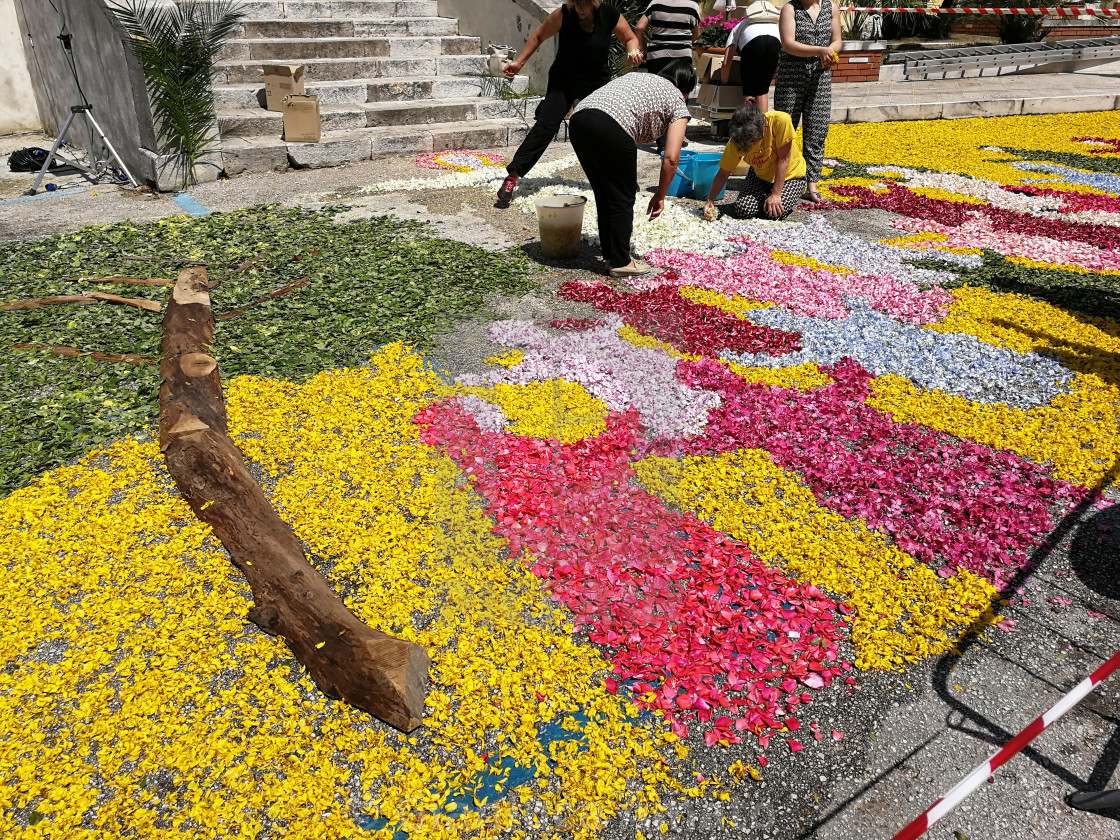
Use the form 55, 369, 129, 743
87, 292, 162, 313
10, 342, 157, 365
83, 276, 174, 287
158, 267, 430, 732
3, 293, 161, 313
214, 277, 310, 321
2, 295, 98, 311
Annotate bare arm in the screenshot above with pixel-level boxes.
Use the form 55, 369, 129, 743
778, 3, 833, 61
614, 14, 644, 64
635, 13, 650, 45
763, 141, 792, 218
649, 118, 690, 219
706, 168, 733, 205
503, 9, 563, 76
829, 3, 842, 56
721, 43, 738, 84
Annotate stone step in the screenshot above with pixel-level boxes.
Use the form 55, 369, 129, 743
213, 74, 506, 109
219, 118, 528, 174
238, 17, 458, 39
219, 35, 480, 62
218, 97, 520, 135
229, 0, 439, 18
213, 54, 488, 84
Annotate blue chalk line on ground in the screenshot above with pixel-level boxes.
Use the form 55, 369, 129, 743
0, 188, 86, 206
351, 686, 657, 838
171, 192, 210, 217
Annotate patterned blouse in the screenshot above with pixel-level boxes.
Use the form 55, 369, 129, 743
780, 0, 833, 63
573, 73, 691, 145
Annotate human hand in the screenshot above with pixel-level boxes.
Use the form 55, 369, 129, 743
703, 201, 719, 221
648, 194, 665, 220
763, 193, 784, 219
502, 59, 524, 77
627, 49, 644, 66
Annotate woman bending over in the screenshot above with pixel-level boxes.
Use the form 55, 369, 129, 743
497, 0, 642, 207
724, 1, 782, 112
569, 61, 696, 277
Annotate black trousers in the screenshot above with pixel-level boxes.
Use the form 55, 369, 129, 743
508, 77, 603, 178
569, 108, 638, 269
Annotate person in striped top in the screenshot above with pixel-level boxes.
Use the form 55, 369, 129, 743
634, 1, 702, 74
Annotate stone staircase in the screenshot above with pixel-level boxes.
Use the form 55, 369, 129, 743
212, 0, 532, 175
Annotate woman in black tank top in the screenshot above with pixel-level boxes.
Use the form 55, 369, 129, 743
496, 0, 642, 207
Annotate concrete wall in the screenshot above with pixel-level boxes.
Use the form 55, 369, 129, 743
0, 0, 41, 134
439, 0, 562, 94
13, 0, 156, 179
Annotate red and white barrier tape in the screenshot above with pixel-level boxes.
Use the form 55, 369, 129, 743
892, 648, 1120, 840
839, 5, 1120, 15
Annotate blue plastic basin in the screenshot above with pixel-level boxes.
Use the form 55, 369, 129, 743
662, 148, 696, 197
691, 152, 726, 201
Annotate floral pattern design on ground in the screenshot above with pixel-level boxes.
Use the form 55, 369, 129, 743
557, 281, 802, 358
667, 358, 1085, 586
459, 317, 722, 440
416, 400, 850, 746
642, 243, 953, 323
634, 450, 1000, 670
821, 111, 1120, 185
724, 300, 1073, 410
415, 150, 505, 172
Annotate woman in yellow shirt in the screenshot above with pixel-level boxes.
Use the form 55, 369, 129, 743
702, 102, 807, 220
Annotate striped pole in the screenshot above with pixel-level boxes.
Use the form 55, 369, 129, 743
892, 648, 1120, 840
839, 5, 1120, 15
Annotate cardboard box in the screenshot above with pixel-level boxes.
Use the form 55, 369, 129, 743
263, 64, 306, 112
697, 82, 745, 111
695, 53, 742, 85
282, 94, 321, 142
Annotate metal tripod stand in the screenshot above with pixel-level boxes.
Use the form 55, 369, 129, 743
28, 104, 138, 195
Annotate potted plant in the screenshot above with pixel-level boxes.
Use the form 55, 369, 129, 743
695, 12, 738, 54
108, 0, 246, 191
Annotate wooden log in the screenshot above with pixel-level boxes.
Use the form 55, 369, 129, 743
11, 342, 156, 365
2, 295, 98, 310
87, 292, 162, 313
214, 277, 310, 321
3, 293, 160, 313
84, 276, 173, 287
159, 267, 429, 732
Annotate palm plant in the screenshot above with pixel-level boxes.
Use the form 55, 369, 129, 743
108, 0, 246, 190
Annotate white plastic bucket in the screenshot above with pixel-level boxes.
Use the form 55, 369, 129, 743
533, 194, 587, 259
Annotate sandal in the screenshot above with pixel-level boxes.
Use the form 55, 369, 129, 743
803, 189, 824, 204
609, 260, 652, 279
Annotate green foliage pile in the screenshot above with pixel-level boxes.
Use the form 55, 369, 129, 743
999, 147, 1120, 176
909, 250, 1120, 324
0, 206, 535, 496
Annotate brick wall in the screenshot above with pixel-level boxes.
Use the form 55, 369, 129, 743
951, 15, 1118, 38
1044, 24, 1120, 38
953, 15, 1000, 36
832, 49, 884, 82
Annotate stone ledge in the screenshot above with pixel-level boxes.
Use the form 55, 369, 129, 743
136, 148, 224, 193
832, 93, 1120, 123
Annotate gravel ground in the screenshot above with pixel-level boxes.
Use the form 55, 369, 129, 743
2, 125, 1118, 839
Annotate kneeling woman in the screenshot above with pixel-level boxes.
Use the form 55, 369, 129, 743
569, 61, 696, 277
702, 101, 806, 221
